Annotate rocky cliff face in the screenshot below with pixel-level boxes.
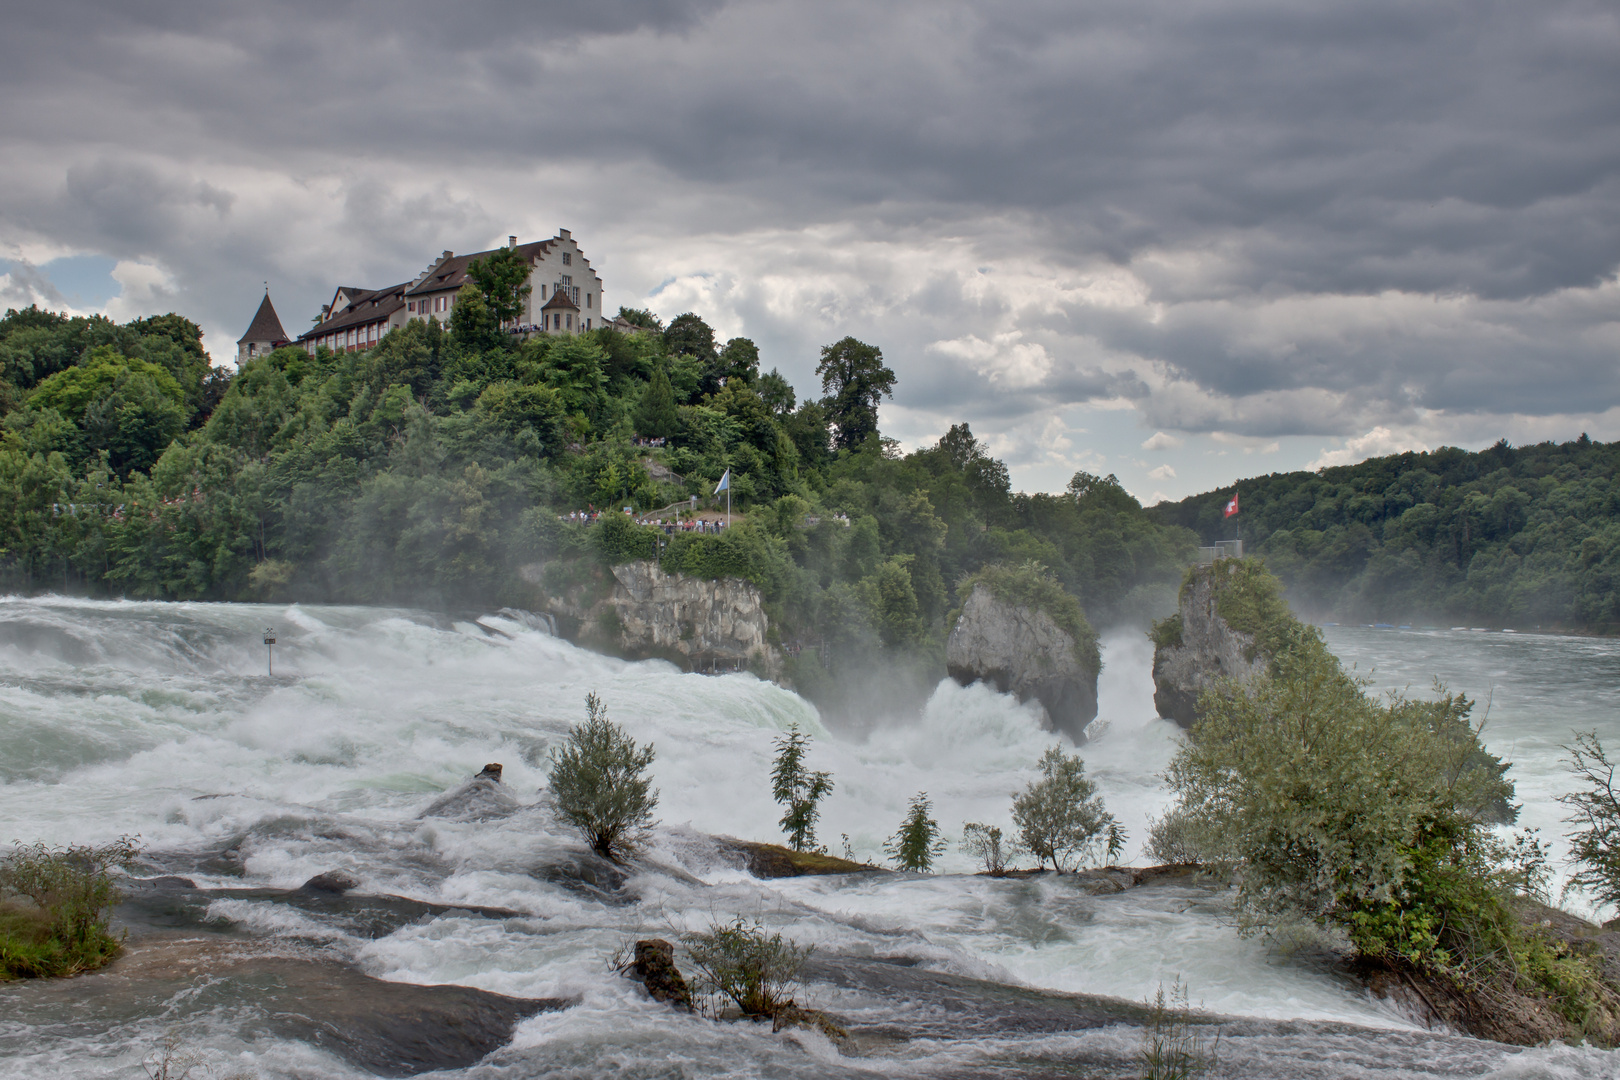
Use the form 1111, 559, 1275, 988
1150, 564, 1266, 728
590, 560, 780, 676
946, 584, 1098, 742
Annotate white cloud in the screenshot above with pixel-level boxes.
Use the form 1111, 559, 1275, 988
102, 260, 178, 323
1308, 426, 1431, 470
927, 332, 1055, 390
1141, 431, 1184, 451
1148, 464, 1176, 479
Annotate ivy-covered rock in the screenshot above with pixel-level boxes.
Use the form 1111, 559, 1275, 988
1149, 560, 1275, 728
946, 564, 1099, 742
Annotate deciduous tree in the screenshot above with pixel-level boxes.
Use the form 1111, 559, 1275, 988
816, 337, 894, 452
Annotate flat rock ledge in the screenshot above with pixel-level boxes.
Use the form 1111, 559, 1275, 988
1, 934, 571, 1077
714, 838, 883, 878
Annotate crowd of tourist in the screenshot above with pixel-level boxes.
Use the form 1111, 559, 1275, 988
559, 508, 730, 534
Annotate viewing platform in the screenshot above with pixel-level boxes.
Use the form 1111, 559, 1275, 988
1197, 539, 1244, 564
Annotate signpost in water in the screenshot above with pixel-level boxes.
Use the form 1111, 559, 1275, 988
264, 626, 276, 676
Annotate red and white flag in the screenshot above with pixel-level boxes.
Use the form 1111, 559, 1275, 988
1223, 492, 1240, 518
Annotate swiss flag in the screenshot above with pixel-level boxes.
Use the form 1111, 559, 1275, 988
1223, 492, 1240, 518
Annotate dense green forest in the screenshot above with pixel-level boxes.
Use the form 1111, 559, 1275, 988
0, 263, 1193, 703
1152, 438, 1620, 630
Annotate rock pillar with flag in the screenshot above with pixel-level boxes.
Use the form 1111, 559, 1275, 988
714, 468, 731, 527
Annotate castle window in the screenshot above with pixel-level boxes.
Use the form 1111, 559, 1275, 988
561, 252, 571, 266
586, 293, 592, 308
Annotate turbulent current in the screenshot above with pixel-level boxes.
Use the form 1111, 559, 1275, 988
0, 598, 1616, 1078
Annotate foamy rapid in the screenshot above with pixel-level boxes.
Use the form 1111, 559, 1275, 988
0, 598, 1616, 1078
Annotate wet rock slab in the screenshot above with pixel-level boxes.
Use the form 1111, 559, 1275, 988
119, 875, 527, 940
0, 935, 571, 1077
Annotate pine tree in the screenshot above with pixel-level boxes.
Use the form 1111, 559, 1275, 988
771, 724, 834, 852
886, 792, 945, 872
634, 364, 680, 440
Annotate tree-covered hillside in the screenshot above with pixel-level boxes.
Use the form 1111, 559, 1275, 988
1152, 438, 1620, 630
0, 278, 1194, 706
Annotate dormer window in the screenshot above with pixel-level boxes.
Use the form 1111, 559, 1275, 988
561, 252, 571, 266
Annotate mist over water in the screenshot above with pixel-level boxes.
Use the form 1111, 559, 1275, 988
0, 598, 1616, 1077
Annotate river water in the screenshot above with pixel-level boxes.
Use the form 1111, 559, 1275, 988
0, 598, 1615, 1078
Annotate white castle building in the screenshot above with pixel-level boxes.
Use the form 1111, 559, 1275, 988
294, 229, 611, 355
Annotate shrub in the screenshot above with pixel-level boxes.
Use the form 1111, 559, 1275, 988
961, 822, 1021, 875
1145, 808, 1213, 867
1012, 746, 1116, 872
885, 792, 945, 872
770, 724, 834, 853
548, 693, 659, 862
684, 916, 812, 1020
1139, 977, 1219, 1080
1161, 635, 1612, 1026
0, 835, 139, 978
1560, 732, 1620, 914
1148, 612, 1183, 650
594, 511, 661, 563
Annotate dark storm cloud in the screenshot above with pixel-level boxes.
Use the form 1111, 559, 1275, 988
0, 0, 1616, 452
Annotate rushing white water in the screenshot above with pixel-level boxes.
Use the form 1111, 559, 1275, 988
0, 598, 1616, 1078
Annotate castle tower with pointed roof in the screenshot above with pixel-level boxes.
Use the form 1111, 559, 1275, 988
237, 291, 290, 365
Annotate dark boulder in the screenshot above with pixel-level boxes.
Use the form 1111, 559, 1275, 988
302, 870, 361, 894
631, 939, 692, 1010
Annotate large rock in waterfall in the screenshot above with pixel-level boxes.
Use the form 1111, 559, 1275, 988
601, 560, 780, 676
946, 581, 1099, 742
1149, 561, 1269, 729
523, 558, 781, 677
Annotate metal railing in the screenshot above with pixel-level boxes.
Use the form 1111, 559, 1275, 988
1197, 539, 1244, 564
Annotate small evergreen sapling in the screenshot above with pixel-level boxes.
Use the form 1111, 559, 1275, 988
548, 693, 660, 862
1012, 746, 1117, 872
771, 724, 834, 853
886, 792, 946, 872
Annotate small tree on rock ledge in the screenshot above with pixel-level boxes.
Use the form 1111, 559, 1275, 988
886, 792, 946, 872
771, 723, 834, 853
1012, 746, 1115, 872
549, 693, 659, 862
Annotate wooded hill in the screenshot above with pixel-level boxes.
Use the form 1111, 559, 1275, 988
0, 276, 1195, 708
1151, 437, 1620, 630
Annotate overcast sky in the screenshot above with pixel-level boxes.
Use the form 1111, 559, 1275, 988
1, 1, 1616, 501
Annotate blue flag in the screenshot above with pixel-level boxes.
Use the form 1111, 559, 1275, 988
714, 469, 730, 494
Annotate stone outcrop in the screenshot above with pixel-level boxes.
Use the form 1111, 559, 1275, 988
630, 939, 693, 1010
1150, 564, 1266, 729
714, 838, 879, 878
946, 584, 1098, 742
595, 560, 779, 676
301, 870, 361, 894
519, 559, 781, 677
419, 767, 521, 822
